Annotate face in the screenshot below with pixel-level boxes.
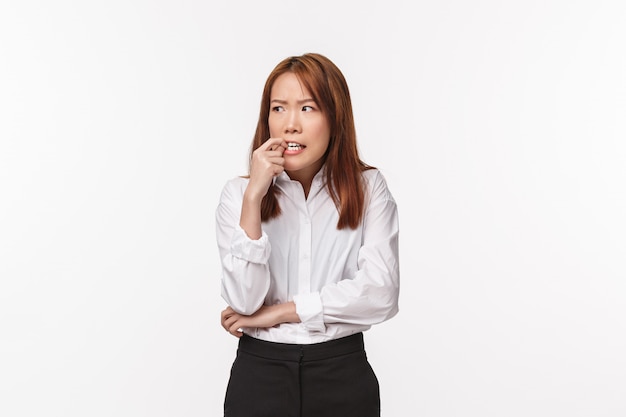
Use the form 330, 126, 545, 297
268, 72, 331, 184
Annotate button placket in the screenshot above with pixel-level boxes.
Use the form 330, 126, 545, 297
298, 212, 312, 295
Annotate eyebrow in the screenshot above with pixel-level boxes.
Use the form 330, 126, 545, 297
270, 98, 316, 105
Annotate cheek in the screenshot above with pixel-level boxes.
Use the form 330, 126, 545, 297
311, 120, 330, 140
322, 138, 331, 153
319, 127, 331, 150
268, 119, 278, 137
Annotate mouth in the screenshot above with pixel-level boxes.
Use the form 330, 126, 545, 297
286, 142, 306, 151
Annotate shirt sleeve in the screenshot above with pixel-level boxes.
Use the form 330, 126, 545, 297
216, 179, 272, 315
296, 170, 400, 329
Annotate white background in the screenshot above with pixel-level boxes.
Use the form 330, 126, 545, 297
1, 1, 625, 416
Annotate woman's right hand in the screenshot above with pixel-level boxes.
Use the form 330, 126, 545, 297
246, 138, 287, 201
239, 138, 286, 240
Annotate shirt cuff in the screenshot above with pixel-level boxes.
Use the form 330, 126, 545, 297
293, 292, 325, 333
230, 224, 270, 264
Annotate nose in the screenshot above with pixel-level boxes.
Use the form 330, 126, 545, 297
285, 110, 301, 133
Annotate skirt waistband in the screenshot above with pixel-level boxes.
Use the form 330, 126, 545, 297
237, 332, 364, 363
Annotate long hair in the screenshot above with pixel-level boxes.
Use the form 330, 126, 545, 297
250, 53, 372, 229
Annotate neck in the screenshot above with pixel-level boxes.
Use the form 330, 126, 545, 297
286, 165, 323, 199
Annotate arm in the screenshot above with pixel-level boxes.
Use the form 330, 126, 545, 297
220, 171, 400, 334
239, 138, 287, 240
221, 302, 301, 338
216, 182, 271, 315
216, 138, 287, 315
294, 171, 400, 330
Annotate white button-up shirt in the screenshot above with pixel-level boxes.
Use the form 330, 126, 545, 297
216, 168, 400, 344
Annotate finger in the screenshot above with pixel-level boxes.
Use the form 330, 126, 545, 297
266, 156, 285, 166
222, 310, 241, 327
220, 307, 233, 320
262, 138, 285, 151
273, 166, 284, 177
226, 314, 246, 335
266, 148, 285, 157
221, 312, 238, 331
272, 140, 287, 154
222, 314, 239, 330
228, 322, 244, 338
224, 315, 238, 333
221, 308, 236, 327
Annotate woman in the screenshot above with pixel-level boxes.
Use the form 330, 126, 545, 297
216, 52, 400, 417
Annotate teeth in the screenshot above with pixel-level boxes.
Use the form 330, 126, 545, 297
287, 142, 303, 150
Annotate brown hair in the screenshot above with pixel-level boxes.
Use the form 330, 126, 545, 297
250, 53, 372, 229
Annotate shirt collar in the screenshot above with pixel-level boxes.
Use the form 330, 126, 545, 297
274, 165, 328, 186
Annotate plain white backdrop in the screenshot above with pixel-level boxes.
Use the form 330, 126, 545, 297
1, 1, 625, 416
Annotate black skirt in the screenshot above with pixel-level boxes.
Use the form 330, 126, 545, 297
224, 332, 380, 417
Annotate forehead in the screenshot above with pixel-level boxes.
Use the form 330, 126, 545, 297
270, 72, 312, 99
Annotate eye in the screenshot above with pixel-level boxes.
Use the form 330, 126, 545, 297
302, 105, 314, 112
271, 106, 284, 112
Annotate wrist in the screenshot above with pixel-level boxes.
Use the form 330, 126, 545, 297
274, 301, 300, 325
240, 191, 264, 240
243, 187, 265, 205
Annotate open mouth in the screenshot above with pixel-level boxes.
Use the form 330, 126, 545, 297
286, 142, 306, 151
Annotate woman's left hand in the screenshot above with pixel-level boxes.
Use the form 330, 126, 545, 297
220, 302, 299, 338
220, 305, 277, 337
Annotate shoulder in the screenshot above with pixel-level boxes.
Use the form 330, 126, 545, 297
361, 167, 383, 184
362, 168, 396, 203
223, 176, 249, 189
219, 176, 249, 202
